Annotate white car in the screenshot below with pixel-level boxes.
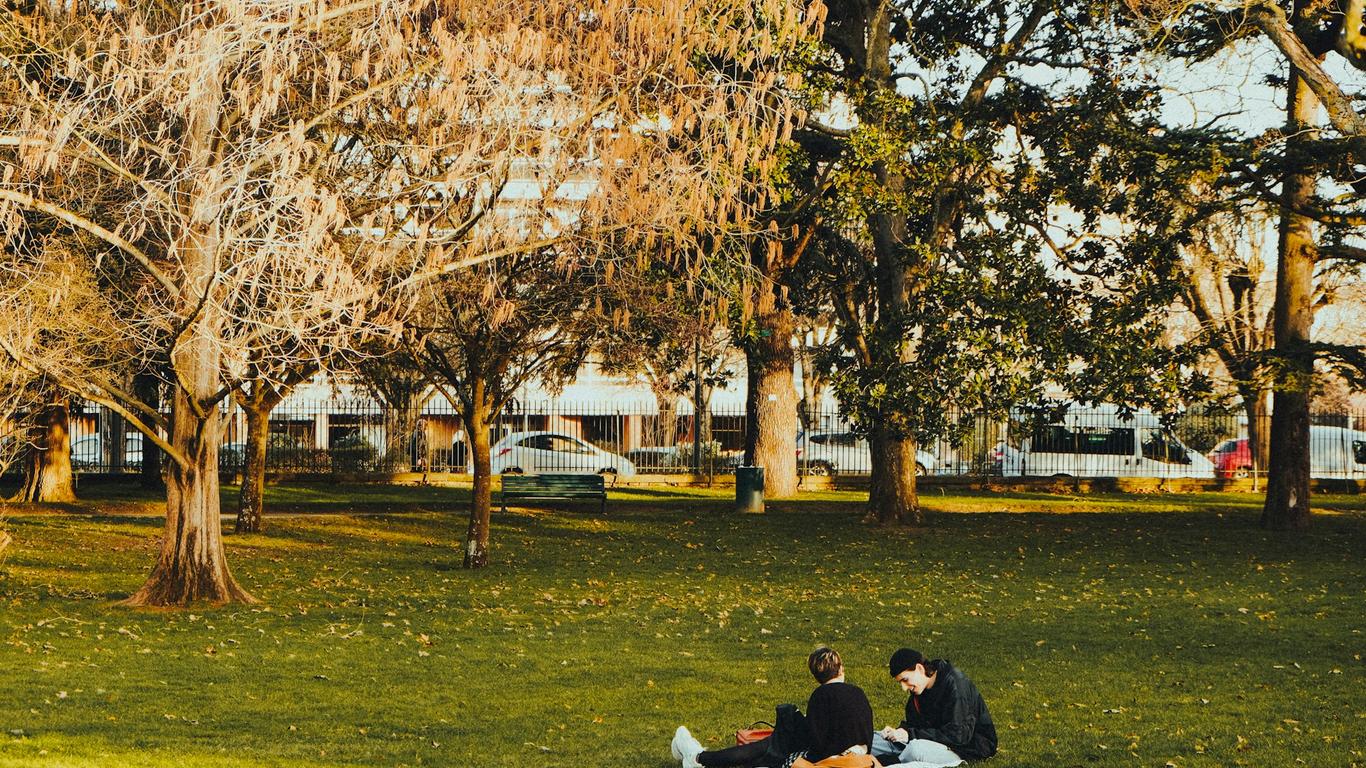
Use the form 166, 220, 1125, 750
1015, 407, 1215, 479
485, 431, 637, 477
797, 431, 937, 476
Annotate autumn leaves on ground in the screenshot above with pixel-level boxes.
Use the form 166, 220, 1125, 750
0, 484, 1362, 767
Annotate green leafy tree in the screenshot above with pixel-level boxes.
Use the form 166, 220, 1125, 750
791, 1, 1207, 524
1124, 0, 1366, 528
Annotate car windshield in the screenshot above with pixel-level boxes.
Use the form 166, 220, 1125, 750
1142, 431, 1191, 464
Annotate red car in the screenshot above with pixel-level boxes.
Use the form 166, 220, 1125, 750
1208, 438, 1252, 479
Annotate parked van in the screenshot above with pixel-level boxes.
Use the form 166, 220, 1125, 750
1308, 425, 1366, 478
1009, 406, 1215, 479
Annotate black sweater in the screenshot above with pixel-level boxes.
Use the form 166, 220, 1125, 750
806, 681, 874, 761
899, 660, 997, 760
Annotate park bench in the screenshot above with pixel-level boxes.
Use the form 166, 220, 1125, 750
500, 473, 607, 514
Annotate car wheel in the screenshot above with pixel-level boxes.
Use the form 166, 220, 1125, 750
807, 461, 833, 477
1233, 466, 1251, 479
502, 467, 525, 475
915, 462, 926, 477
1050, 473, 1072, 479
597, 467, 617, 476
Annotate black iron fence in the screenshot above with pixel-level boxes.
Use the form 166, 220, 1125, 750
43, 401, 1366, 480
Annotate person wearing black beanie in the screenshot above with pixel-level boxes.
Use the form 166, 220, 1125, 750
872, 648, 997, 767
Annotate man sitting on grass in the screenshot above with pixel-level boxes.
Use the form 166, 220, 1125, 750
872, 648, 997, 767
671, 646, 874, 768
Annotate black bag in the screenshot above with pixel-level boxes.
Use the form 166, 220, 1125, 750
759, 703, 811, 766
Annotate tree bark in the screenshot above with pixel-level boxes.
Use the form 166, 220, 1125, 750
125, 210, 253, 605
463, 390, 493, 569
797, 342, 827, 433
649, 378, 679, 448
18, 398, 76, 503
104, 407, 126, 472
235, 403, 270, 534
1263, 12, 1319, 531
868, 427, 921, 525
382, 403, 420, 472
743, 289, 799, 498
123, 388, 254, 606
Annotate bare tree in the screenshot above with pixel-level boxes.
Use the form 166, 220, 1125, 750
1181, 210, 1278, 476
231, 361, 318, 534
0, 234, 128, 503
410, 248, 606, 568
0, 2, 457, 604
0, 0, 815, 590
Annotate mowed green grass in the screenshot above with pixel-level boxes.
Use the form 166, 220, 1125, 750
0, 484, 1362, 767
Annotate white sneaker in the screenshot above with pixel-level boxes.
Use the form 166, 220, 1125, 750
671, 725, 704, 768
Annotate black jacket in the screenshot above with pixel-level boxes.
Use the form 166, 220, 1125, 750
806, 681, 874, 761
899, 660, 997, 760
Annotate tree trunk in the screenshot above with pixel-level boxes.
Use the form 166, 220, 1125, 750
743, 317, 799, 497
235, 403, 270, 534
134, 372, 164, 490
743, 254, 799, 497
123, 388, 254, 606
797, 346, 827, 433
18, 398, 76, 503
1263, 23, 1318, 531
104, 407, 126, 472
650, 379, 679, 448
1240, 387, 1271, 480
125, 210, 252, 605
868, 427, 921, 525
383, 403, 420, 472
463, 394, 493, 569
858, 1, 923, 524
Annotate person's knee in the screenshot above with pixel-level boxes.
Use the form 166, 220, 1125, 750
900, 739, 963, 766
871, 733, 901, 757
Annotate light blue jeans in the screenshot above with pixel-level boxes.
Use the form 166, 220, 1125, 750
871, 734, 965, 768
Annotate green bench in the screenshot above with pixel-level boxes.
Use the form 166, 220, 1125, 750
500, 473, 607, 514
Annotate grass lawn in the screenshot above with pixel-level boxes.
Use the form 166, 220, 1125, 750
0, 483, 1362, 767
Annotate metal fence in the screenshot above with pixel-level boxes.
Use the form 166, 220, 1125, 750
45, 400, 1366, 480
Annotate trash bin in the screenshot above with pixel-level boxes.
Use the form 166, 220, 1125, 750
735, 465, 765, 514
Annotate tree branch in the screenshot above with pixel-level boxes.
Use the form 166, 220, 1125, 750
1247, 0, 1366, 137
1318, 242, 1366, 263
0, 189, 179, 296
